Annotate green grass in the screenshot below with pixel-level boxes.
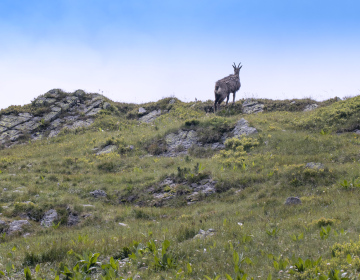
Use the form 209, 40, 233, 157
1, 95, 360, 279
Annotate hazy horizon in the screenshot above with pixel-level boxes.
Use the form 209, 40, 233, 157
1, 0, 359, 110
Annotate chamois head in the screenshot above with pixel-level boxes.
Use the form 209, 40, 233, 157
232, 62, 242, 75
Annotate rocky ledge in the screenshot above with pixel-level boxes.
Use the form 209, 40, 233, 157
0, 89, 110, 147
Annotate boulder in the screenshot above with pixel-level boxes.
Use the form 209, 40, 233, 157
193, 228, 216, 239
242, 100, 264, 114
90, 189, 107, 198
41, 209, 58, 227
164, 130, 197, 156
303, 104, 318, 111
67, 213, 79, 226
139, 107, 147, 114
305, 162, 325, 170
139, 110, 161, 123
96, 145, 118, 155
8, 220, 31, 234
233, 118, 258, 137
285, 197, 302, 205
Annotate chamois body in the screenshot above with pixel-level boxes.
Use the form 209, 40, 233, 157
214, 63, 242, 112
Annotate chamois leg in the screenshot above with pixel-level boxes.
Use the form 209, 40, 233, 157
214, 94, 221, 112
225, 94, 230, 106
232, 92, 236, 105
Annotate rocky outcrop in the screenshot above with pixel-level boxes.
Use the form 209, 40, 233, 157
96, 145, 118, 155
41, 209, 58, 227
149, 177, 217, 206
8, 220, 31, 234
242, 99, 264, 114
164, 130, 198, 156
139, 110, 162, 123
305, 162, 325, 170
303, 104, 318, 111
233, 118, 258, 137
285, 197, 302, 205
193, 229, 216, 239
90, 189, 107, 198
0, 89, 109, 147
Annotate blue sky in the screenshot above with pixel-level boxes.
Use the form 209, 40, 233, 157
0, 0, 359, 109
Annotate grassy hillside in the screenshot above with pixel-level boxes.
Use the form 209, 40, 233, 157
1, 93, 360, 279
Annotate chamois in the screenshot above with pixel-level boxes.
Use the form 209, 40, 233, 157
214, 62, 242, 112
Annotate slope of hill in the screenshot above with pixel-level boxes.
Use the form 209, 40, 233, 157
1, 89, 360, 279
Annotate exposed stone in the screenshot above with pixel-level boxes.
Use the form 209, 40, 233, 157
0, 115, 32, 128
43, 111, 61, 122
41, 209, 58, 227
86, 108, 102, 116
139, 110, 161, 123
15, 120, 41, 132
169, 99, 176, 104
45, 89, 61, 98
103, 102, 111, 109
0, 90, 110, 147
242, 99, 264, 114
193, 228, 216, 239
303, 104, 318, 111
8, 220, 31, 234
96, 145, 118, 155
305, 162, 325, 170
90, 189, 107, 198
67, 213, 79, 226
233, 118, 258, 137
285, 197, 302, 205
164, 130, 197, 156
119, 223, 129, 227
139, 107, 147, 114
0, 126, 7, 133
65, 120, 93, 130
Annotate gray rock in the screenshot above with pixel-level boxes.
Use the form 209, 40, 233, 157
139, 110, 162, 123
90, 189, 107, 198
305, 162, 325, 170
242, 100, 264, 114
96, 145, 118, 155
353, 129, 360, 134
48, 130, 61, 138
67, 213, 79, 226
103, 102, 111, 109
285, 197, 301, 205
119, 223, 128, 227
0, 115, 32, 129
84, 100, 103, 114
51, 106, 62, 112
193, 228, 216, 239
86, 108, 102, 116
41, 209, 58, 227
65, 120, 93, 130
15, 120, 41, 132
164, 130, 198, 156
233, 118, 258, 137
169, 99, 176, 104
45, 89, 61, 98
0, 126, 7, 133
8, 220, 31, 234
43, 111, 61, 122
303, 104, 318, 111
139, 107, 147, 114
74, 89, 85, 97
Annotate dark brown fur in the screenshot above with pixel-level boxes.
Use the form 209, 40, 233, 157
214, 63, 242, 112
